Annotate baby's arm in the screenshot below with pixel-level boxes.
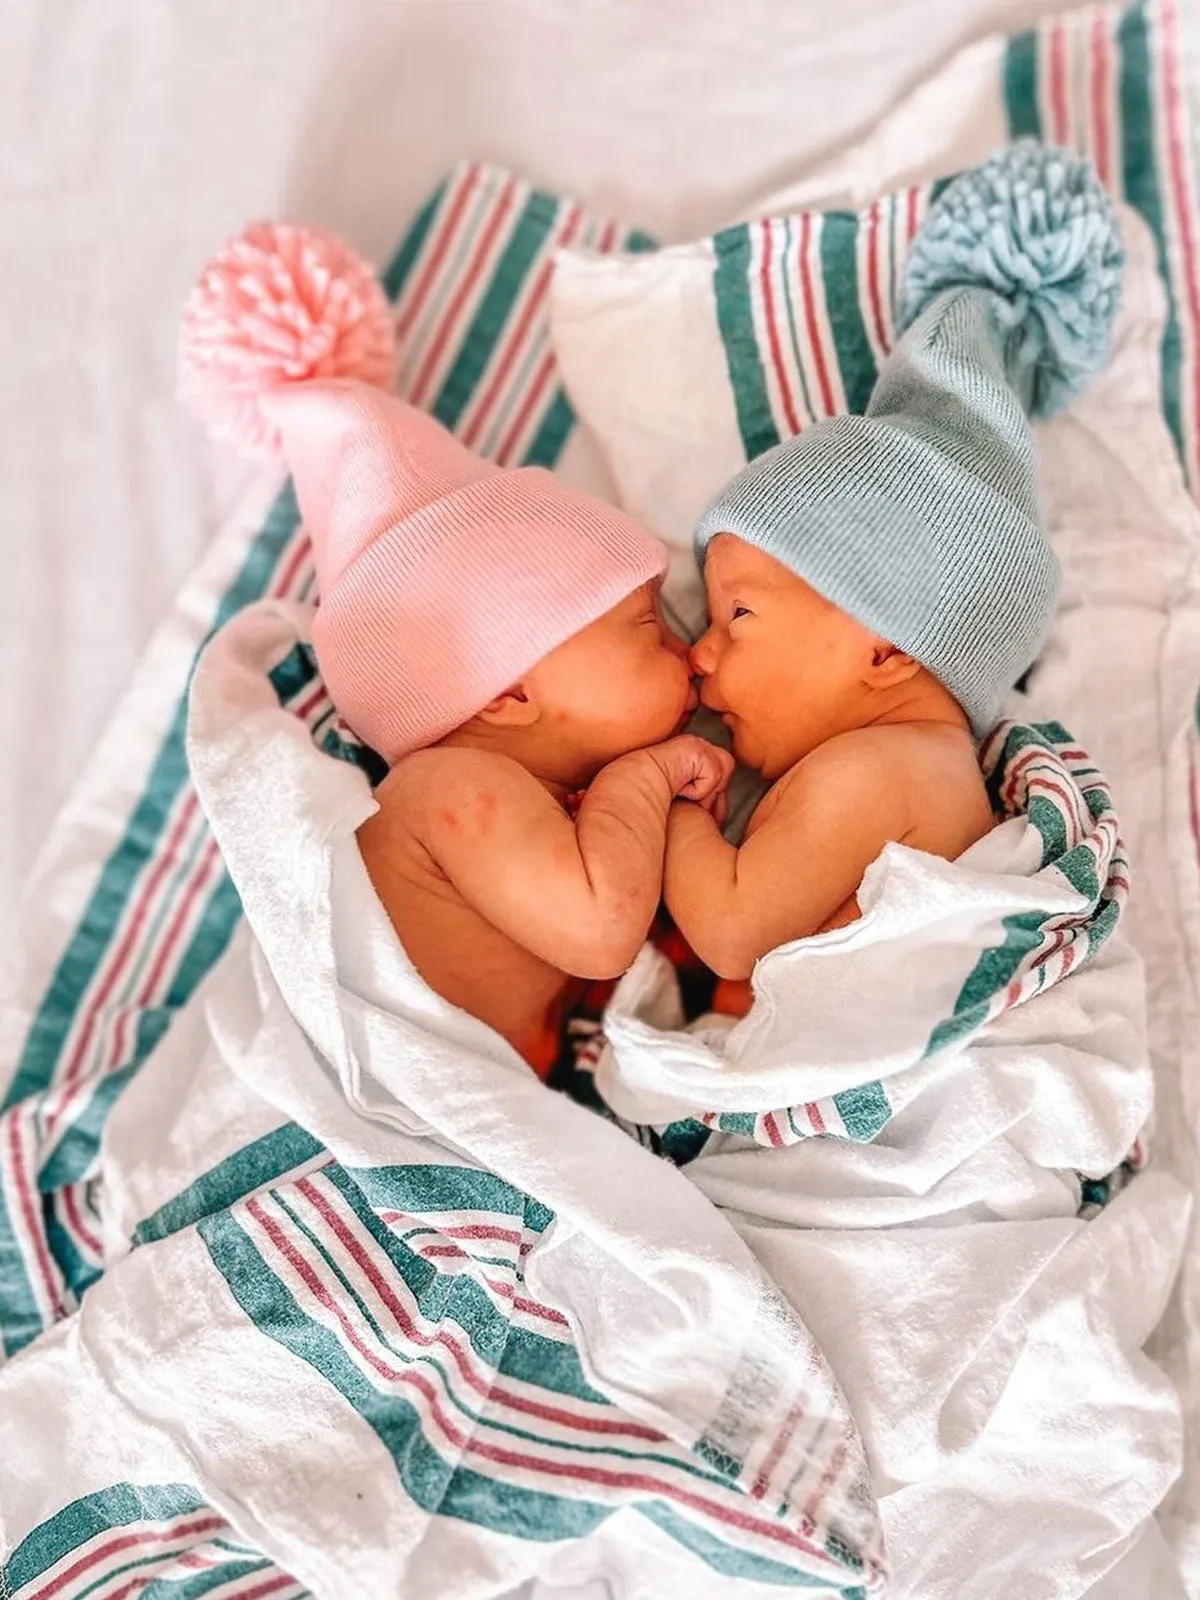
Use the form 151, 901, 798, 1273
664, 739, 909, 979
411, 736, 732, 979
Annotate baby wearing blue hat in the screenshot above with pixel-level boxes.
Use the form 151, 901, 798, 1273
663, 144, 1124, 1008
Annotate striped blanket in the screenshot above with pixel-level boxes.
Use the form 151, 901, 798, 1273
1, 0, 1198, 1593
0, 598, 885, 1599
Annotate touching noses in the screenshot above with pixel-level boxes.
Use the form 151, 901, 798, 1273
689, 626, 719, 678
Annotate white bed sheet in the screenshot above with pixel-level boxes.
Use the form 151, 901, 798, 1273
2, 0, 1074, 929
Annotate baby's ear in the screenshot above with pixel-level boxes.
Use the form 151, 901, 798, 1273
474, 682, 542, 728
865, 641, 922, 687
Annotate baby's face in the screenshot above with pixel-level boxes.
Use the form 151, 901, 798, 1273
526, 582, 696, 775
692, 534, 878, 780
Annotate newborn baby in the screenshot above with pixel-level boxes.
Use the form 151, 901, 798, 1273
668, 534, 995, 988
259, 379, 730, 1077
659, 159, 1089, 1006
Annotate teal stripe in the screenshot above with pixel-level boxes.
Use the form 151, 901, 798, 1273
133, 1122, 324, 1246
0, 1183, 49, 1358
644, 1502, 862, 1592
40, 1062, 135, 1193
818, 213, 878, 415
200, 1208, 833, 1578
273, 1178, 714, 1474
924, 909, 1045, 1058
524, 389, 577, 468
268, 642, 319, 703
341, 1161, 539, 1224
432, 189, 561, 433
39, 872, 242, 1195
8, 155, 446, 1114
43, 1198, 100, 1304
831, 1081, 891, 1142
5, 1482, 208, 1592
141, 1555, 286, 1600
4, 482, 301, 1114
1003, 28, 1043, 138
382, 181, 445, 301
713, 226, 780, 461
199, 1209, 609, 1545
1116, 0, 1184, 464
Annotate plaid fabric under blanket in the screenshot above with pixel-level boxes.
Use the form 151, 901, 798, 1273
0, 0, 1195, 1585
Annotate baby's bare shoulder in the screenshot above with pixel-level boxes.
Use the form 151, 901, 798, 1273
368, 746, 567, 867
780, 724, 991, 857
771, 727, 915, 806
376, 746, 531, 807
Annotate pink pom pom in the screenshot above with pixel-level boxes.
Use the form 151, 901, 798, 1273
178, 222, 396, 457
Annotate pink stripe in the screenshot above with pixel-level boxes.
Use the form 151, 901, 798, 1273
55, 792, 199, 1098
806, 1101, 826, 1136
905, 186, 920, 244
864, 201, 889, 353
1090, 11, 1112, 187
1188, 741, 1200, 892
751, 1384, 813, 1501
228, 1574, 301, 1600
62, 1180, 103, 1261
442, 1222, 522, 1245
250, 1196, 404, 1381
761, 1112, 784, 1148
396, 166, 482, 341
253, 1227, 830, 1570
495, 348, 557, 465
597, 218, 620, 253
407, 179, 518, 409
29, 1516, 226, 1600
759, 222, 802, 436
47, 522, 309, 1126
805, 1433, 850, 1528
460, 1432, 837, 1566
1161, 0, 1200, 481
79, 835, 222, 1130
797, 213, 836, 417
513, 1295, 569, 1328
293, 1181, 662, 1441
4, 1109, 60, 1314
460, 202, 583, 449
269, 534, 312, 601
292, 683, 330, 724
242, 1232, 838, 1577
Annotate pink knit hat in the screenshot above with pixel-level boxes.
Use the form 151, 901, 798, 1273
262, 379, 667, 760
177, 221, 667, 762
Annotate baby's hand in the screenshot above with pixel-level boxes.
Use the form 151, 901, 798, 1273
644, 735, 734, 814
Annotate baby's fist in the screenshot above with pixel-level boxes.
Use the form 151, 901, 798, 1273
647, 735, 734, 809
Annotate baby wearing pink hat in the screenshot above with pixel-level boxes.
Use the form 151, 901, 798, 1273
266, 379, 731, 1077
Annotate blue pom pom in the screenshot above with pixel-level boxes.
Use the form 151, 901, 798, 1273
899, 141, 1124, 418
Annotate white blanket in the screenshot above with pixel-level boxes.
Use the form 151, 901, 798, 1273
0, 598, 1188, 1600
0, 600, 883, 1600
586, 732, 1192, 1596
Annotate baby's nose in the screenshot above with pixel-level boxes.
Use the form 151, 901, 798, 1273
689, 631, 716, 675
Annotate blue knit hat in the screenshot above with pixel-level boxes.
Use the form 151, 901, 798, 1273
694, 143, 1124, 735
